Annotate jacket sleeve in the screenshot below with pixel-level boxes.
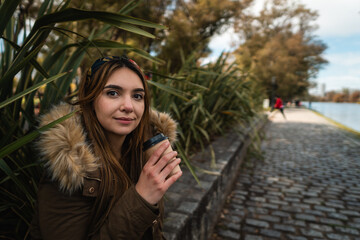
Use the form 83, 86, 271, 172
100, 185, 161, 239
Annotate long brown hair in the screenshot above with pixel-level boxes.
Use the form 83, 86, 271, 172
74, 56, 151, 236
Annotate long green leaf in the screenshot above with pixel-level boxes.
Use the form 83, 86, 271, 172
148, 81, 190, 101
0, 0, 21, 35
30, 8, 165, 40
66, 39, 165, 65
174, 142, 200, 185
0, 110, 77, 159
0, 44, 43, 88
1, 36, 50, 79
0, 159, 33, 204
119, 0, 141, 15
0, 72, 69, 109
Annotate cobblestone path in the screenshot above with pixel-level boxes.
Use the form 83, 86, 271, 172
211, 108, 360, 240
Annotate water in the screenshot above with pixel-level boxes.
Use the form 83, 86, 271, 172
303, 102, 360, 132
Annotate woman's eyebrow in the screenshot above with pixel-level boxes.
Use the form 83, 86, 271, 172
104, 84, 122, 90
104, 85, 144, 92
134, 88, 145, 92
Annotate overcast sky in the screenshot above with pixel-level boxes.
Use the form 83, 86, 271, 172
207, 0, 360, 93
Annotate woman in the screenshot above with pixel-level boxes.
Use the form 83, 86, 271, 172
30, 56, 182, 239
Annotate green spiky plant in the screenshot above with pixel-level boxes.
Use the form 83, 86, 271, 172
0, 0, 166, 238
148, 52, 262, 177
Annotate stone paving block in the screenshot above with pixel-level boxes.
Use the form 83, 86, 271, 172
261, 203, 279, 210
340, 210, 360, 217
309, 223, 333, 232
269, 199, 289, 205
282, 219, 306, 227
243, 225, 260, 235
327, 212, 349, 221
272, 210, 291, 218
304, 209, 327, 217
283, 197, 301, 203
244, 234, 263, 240
348, 222, 360, 229
260, 229, 282, 238
292, 203, 311, 210
326, 233, 351, 240
295, 213, 317, 222
257, 215, 280, 223
273, 224, 296, 233
334, 226, 360, 235
245, 218, 270, 228
299, 228, 324, 238
347, 201, 360, 207
313, 205, 336, 213
217, 229, 240, 239
303, 198, 323, 205
281, 205, 303, 213
324, 201, 345, 209
246, 207, 269, 215
318, 217, 343, 226
286, 235, 307, 240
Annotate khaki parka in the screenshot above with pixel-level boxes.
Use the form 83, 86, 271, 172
30, 103, 178, 240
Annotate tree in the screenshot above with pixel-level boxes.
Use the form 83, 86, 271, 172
233, 0, 328, 101
350, 90, 360, 103
157, 0, 253, 73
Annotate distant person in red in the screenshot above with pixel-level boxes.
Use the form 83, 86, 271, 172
271, 96, 286, 119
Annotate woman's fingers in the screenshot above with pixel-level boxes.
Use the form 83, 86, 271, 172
163, 167, 182, 188
146, 141, 170, 165
136, 141, 182, 205
161, 157, 181, 179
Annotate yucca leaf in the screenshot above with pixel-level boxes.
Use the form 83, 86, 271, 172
119, 0, 141, 15
0, 0, 21, 35
147, 81, 190, 101
1, 36, 50, 79
150, 71, 208, 91
30, 8, 165, 40
174, 142, 200, 185
195, 125, 210, 142
0, 44, 43, 87
0, 72, 69, 109
0, 110, 77, 159
0, 159, 33, 204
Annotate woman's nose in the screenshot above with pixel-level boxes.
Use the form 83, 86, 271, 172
120, 95, 133, 112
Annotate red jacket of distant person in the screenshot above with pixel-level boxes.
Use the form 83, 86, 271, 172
274, 97, 284, 109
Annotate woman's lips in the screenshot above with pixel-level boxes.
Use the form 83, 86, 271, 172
115, 117, 134, 124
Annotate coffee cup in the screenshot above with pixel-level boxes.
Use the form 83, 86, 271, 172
143, 133, 181, 178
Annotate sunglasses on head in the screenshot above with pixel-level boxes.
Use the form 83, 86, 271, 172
87, 55, 142, 79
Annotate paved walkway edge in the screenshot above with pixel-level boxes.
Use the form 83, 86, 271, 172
163, 114, 268, 240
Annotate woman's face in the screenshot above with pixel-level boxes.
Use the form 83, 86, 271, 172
94, 67, 145, 141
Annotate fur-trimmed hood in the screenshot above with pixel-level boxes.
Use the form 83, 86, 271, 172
37, 103, 177, 193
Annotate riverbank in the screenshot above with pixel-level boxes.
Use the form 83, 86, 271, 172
309, 108, 360, 139
303, 102, 360, 133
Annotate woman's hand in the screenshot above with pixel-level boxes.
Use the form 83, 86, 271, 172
135, 141, 182, 205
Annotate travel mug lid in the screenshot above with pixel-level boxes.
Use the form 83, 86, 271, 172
143, 133, 168, 151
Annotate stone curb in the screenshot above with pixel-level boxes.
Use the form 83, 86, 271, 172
163, 114, 268, 240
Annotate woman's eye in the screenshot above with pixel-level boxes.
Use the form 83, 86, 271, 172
106, 90, 118, 97
133, 93, 144, 100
